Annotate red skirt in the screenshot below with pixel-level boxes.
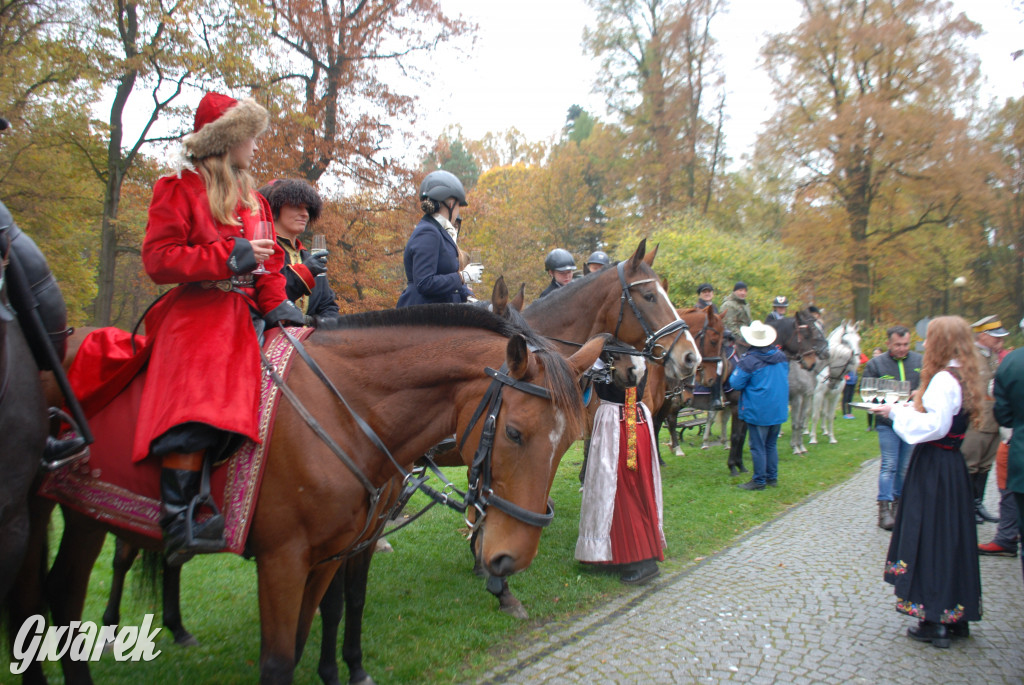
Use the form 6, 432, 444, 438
605, 410, 664, 565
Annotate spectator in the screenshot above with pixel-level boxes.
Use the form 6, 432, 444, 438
729, 321, 789, 491
866, 347, 884, 432
720, 282, 752, 345
842, 365, 857, 418
993, 325, 1024, 586
875, 316, 983, 648
963, 315, 1008, 524
863, 327, 923, 531
978, 433, 1020, 557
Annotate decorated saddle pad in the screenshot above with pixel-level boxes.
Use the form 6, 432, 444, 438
38, 326, 311, 554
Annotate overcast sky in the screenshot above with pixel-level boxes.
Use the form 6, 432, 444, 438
415, 0, 1024, 167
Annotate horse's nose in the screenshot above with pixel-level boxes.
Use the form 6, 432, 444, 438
488, 554, 517, 578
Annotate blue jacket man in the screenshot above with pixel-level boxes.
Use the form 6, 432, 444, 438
730, 321, 789, 490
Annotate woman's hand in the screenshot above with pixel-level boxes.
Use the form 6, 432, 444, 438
251, 238, 276, 264
870, 403, 893, 419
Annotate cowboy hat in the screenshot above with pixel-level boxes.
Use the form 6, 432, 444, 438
740, 320, 778, 348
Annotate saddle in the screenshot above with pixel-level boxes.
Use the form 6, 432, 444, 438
38, 326, 311, 553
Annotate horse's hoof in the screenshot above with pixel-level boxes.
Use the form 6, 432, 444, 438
829, 437, 838, 444
809, 437, 818, 445
674, 447, 685, 457
500, 601, 529, 620
174, 632, 200, 648
350, 674, 376, 685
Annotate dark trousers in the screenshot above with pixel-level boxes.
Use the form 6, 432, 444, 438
841, 383, 855, 415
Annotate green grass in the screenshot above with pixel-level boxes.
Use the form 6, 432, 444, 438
5, 411, 879, 684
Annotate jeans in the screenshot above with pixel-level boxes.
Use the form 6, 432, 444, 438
747, 424, 780, 485
877, 424, 913, 501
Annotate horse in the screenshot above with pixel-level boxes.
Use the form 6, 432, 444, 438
0, 243, 48, 601
809, 321, 861, 445
9, 304, 606, 685
767, 311, 830, 455
650, 306, 724, 457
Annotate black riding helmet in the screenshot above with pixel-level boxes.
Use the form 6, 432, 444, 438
545, 248, 576, 272
584, 250, 610, 267
420, 170, 468, 207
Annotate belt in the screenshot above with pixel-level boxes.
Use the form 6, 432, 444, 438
200, 274, 255, 291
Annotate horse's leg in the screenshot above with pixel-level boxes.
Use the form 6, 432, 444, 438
101, 538, 139, 646
702, 410, 715, 448
49, 508, 108, 684
808, 388, 822, 445
316, 565, 346, 685
162, 558, 198, 646
256, 552, 310, 684
7, 496, 55, 685
826, 389, 840, 443
293, 560, 341, 678
667, 407, 684, 457
728, 413, 748, 475
339, 551, 376, 685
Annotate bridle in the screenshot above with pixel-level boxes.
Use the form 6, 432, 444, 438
783, 316, 827, 370
611, 261, 689, 361
689, 309, 723, 388
261, 325, 558, 563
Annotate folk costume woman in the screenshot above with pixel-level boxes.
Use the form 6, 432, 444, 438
140, 92, 304, 565
396, 170, 482, 307
576, 357, 665, 585
872, 316, 984, 647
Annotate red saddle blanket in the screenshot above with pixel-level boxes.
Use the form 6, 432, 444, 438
37, 326, 312, 554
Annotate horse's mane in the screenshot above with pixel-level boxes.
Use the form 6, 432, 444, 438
317, 304, 585, 436
522, 262, 621, 316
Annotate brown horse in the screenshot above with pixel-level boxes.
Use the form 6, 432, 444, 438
11, 305, 605, 684
649, 306, 725, 457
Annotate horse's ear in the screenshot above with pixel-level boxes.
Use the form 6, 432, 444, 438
659, 276, 668, 292
511, 283, 525, 312
491, 276, 509, 318
854, 320, 863, 331
506, 334, 530, 379
567, 335, 607, 380
643, 243, 659, 267
628, 239, 647, 271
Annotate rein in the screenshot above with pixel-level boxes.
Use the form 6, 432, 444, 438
259, 324, 558, 562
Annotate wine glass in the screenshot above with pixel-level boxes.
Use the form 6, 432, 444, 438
311, 234, 327, 276
883, 379, 900, 405
897, 380, 912, 403
859, 378, 876, 404
252, 221, 274, 275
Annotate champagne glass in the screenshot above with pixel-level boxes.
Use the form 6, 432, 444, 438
859, 378, 876, 404
252, 221, 273, 275
897, 380, 911, 403
883, 379, 900, 405
311, 234, 327, 276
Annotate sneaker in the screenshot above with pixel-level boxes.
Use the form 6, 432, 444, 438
978, 541, 1017, 557
842, 414, 856, 419
766, 479, 778, 487
736, 480, 765, 491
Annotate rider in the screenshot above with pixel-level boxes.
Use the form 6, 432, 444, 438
0, 116, 87, 466
765, 295, 789, 322
720, 282, 752, 353
396, 170, 481, 307
695, 283, 717, 313
142, 92, 305, 565
539, 248, 576, 298
258, 179, 341, 327
584, 250, 610, 274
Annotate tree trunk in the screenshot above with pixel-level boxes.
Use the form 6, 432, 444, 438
94, 168, 124, 326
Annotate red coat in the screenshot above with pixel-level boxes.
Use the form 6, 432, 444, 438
132, 170, 288, 462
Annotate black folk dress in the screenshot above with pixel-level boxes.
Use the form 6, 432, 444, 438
883, 406, 982, 623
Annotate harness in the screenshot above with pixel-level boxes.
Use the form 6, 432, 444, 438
679, 309, 723, 393
260, 324, 558, 564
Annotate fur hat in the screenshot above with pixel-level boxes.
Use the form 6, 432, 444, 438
258, 179, 323, 223
183, 92, 269, 160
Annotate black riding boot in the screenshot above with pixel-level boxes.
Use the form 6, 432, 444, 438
42, 434, 88, 469
973, 471, 999, 524
160, 453, 225, 567
710, 377, 725, 411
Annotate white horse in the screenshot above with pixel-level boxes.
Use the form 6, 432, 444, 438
809, 321, 861, 445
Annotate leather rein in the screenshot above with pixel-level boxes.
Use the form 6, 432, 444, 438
259, 324, 557, 563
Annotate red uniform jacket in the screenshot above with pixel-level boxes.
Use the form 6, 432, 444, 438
130, 170, 288, 462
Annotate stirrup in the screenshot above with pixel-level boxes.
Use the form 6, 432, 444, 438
41, 408, 90, 471
182, 455, 226, 554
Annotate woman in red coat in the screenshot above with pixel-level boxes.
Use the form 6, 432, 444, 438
139, 92, 304, 565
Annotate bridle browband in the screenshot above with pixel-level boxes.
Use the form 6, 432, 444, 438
614, 261, 689, 361
260, 325, 558, 563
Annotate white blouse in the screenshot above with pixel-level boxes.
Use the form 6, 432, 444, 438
889, 369, 962, 445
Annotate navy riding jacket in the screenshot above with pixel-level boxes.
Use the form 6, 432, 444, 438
396, 215, 470, 307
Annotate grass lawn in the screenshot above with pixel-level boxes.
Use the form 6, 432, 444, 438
6, 410, 880, 684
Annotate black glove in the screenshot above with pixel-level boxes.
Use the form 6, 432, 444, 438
264, 300, 306, 327
303, 250, 329, 277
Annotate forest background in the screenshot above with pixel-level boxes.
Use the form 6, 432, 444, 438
2, 0, 1023, 337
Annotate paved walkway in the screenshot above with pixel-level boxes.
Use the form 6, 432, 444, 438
479, 460, 1024, 684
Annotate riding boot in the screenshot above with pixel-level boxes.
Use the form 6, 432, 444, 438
878, 501, 895, 531
42, 434, 88, 469
710, 378, 726, 411
973, 472, 999, 524
160, 452, 225, 567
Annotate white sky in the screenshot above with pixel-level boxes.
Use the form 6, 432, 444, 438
417, 0, 1024, 167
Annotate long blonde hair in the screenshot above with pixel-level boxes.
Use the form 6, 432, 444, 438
195, 153, 259, 225
912, 316, 983, 427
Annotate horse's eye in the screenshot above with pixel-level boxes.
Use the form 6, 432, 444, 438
505, 426, 523, 445
643, 292, 656, 303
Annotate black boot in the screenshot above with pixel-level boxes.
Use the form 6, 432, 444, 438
973, 472, 999, 524
907, 620, 950, 648
710, 378, 726, 411
160, 465, 225, 567
620, 559, 659, 585
42, 435, 88, 469
878, 501, 895, 531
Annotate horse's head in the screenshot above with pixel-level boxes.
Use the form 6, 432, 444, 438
679, 306, 724, 387
467, 332, 605, 579
476, 276, 529, 329
601, 240, 701, 380
595, 334, 645, 390
770, 310, 828, 370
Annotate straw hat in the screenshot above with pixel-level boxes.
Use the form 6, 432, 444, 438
740, 320, 778, 348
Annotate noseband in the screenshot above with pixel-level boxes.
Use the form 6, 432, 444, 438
613, 261, 689, 361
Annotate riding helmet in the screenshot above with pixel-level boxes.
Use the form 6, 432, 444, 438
584, 250, 610, 268
419, 170, 468, 207
771, 295, 789, 308
545, 248, 576, 272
